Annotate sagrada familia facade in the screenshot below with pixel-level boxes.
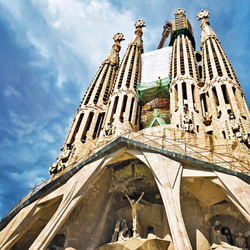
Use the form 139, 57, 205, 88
1, 9, 250, 250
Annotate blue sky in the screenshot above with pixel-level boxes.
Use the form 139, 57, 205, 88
0, 0, 249, 220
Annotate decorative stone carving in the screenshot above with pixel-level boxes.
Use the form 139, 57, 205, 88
49, 162, 58, 175
111, 218, 123, 242
235, 232, 248, 249
211, 230, 242, 249
125, 192, 144, 237
210, 222, 245, 249
118, 219, 129, 241
88, 184, 99, 198
111, 218, 130, 242
175, 8, 185, 16
134, 20, 146, 29
197, 10, 210, 21
210, 221, 221, 245
61, 149, 71, 161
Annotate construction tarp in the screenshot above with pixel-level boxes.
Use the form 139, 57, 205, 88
141, 46, 172, 83
137, 77, 170, 106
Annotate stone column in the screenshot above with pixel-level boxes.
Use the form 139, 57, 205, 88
142, 152, 192, 250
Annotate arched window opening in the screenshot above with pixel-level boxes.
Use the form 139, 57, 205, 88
120, 95, 128, 123
135, 103, 140, 126
212, 87, 220, 106
69, 113, 84, 143
93, 113, 105, 139
81, 112, 94, 143
222, 131, 226, 139
182, 82, 187, 100
201, 93, 208, 117
174, 84, 178, 111
128, 98, 135, 122
109, 96, 119, 123
191, 84, 195, 104
221, 84, 229, 104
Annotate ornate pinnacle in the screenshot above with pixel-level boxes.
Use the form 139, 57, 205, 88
197, 10, 210, 21
134, 20, 145, 37
112, 33, 124, 51
113, 33, 125, 44
174, 8, 185, 16
134, 20, 146, 30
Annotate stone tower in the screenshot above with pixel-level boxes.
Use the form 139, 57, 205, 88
169, 8, 204, 134
102, 20, 145, 137
198, 10, 250, 144
49, 33, 124, 174
2, 9, 250, 250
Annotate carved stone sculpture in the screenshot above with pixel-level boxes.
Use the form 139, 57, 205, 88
211, 231, 243, 250
125, 192, 144, 237
118, 219, 129, 241
111, 218, 123, 242
210, 221, 221, 245
235, 233, 247, 249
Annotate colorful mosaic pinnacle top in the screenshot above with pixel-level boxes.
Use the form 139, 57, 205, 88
134, 20, 146, 29
174, 8, 185, 15
197, 10, 210, 21
113, 33, 125, 44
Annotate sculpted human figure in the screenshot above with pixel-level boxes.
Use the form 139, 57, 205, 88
125, 192, 144, 237
118, 219, 129, 241
210, 221, 221, 245
211, 231, 243, 250
111, 218, 123, 242
236, 232, 247, 249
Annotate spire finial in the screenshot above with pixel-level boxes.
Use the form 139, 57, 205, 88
197, 10, 217, 44
134, 20, 146, 37
197, 10, 210, 21
134, 20, 146, 29
174, 8, 185, 16
113, 33, 125, 44
112, 33, 125, 52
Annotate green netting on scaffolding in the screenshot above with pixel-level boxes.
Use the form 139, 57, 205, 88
137, 77, 171, 106
141, 108, 170, 129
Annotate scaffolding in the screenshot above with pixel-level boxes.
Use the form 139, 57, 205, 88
3, 127, 250, 223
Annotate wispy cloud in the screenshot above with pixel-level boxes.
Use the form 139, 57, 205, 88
0, 0, 249, 220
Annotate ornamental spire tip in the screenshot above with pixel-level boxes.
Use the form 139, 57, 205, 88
197, 10, 210, 21
174, 8, 185, 16
134, 20, 146, 30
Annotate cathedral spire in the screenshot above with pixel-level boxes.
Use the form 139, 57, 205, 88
197, 10, 217, 45
169, 9, 203, 134
101, 20, 145, 137
198, 10, 250, 143
49, 34, 124, 175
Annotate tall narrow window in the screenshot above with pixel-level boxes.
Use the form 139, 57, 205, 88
182, 82, 187, 100
221, 84, 229, 104
135, 102, 140, 126
93, 113, 105, 139
81, 112, 94, 143
201, 93, 208, 117
212, 87, 219, 106
120, 95, 128, 123
174, 84, 178, 111
69, 113, 84, 143
109, 96, 119, 123
191, 85, 195, 104
128, 98, 135, 122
